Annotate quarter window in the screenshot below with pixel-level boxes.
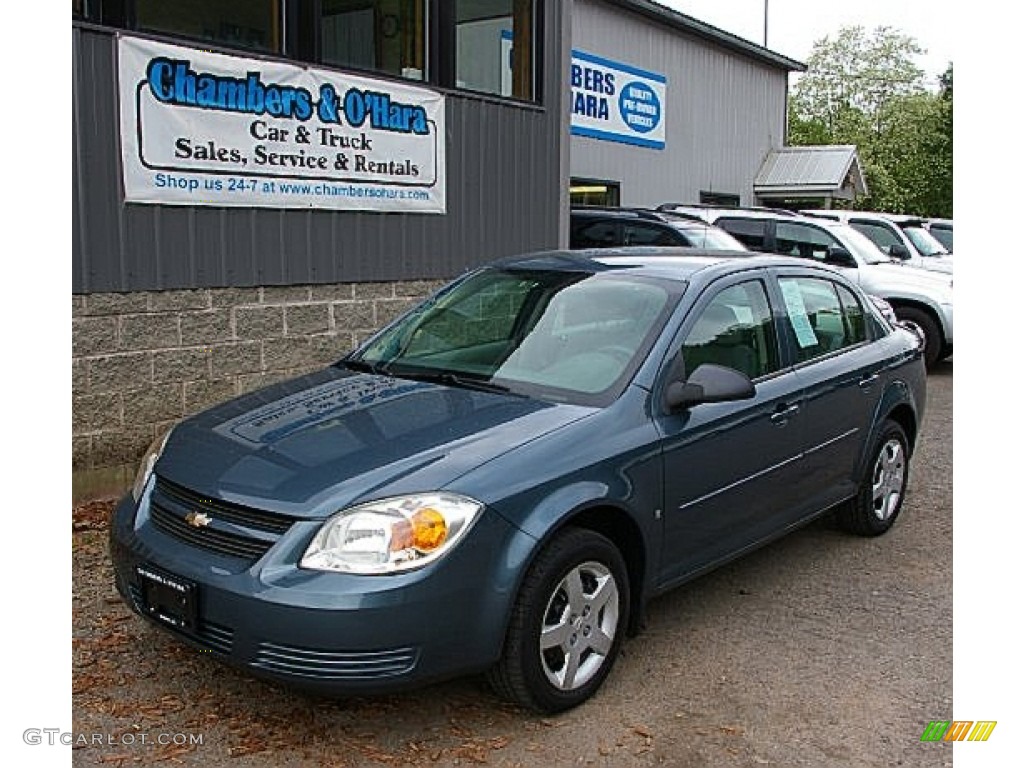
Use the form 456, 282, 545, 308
836, 284, 869, 345
682, 281, 780, 380
778, 277, 864, 363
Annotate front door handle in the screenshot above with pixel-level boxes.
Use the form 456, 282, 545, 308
770, 403, 800, 425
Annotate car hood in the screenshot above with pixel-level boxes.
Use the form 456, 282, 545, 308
859, 261, 954, 296
914, 256, 954, 274
155, 367, 593, 518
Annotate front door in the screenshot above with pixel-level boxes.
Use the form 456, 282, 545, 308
654, 277, 807, 587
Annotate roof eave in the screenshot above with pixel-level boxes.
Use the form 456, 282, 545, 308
612, 0, 807, 72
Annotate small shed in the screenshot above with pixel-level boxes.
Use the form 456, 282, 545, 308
754, 145, 867, 208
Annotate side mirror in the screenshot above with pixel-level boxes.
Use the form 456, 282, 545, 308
825, 246, 857, 268
664, 363, 755, 410
889, 244, 912, 260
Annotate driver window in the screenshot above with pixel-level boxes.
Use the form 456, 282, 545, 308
681, 281, 780, 380
774, 222, 842, 261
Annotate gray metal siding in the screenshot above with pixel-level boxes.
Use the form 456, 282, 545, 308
72, 14, 566, 294
570, 0, 789, 207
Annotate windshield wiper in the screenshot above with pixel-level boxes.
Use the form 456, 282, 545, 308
388, 367, 523, 397
339, 358, 391, 376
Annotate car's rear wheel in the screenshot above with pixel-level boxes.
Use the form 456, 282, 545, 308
487, 528, 628, 713
893, 306, 941, 369
837, 419, 909, 536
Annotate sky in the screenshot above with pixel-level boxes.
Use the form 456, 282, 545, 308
661, 0, 953, 89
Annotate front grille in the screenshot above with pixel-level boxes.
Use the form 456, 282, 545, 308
127, 584, 235, 654
148, 476, 297, 561
252, 642, 419, 680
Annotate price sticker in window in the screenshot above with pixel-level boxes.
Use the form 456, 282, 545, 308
780, 281, 819, 349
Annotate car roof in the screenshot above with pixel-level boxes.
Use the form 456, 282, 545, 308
491, 248, 835, 285
803, 210, 927, 226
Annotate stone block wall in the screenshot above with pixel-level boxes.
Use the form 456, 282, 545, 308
72, 280, 445, 501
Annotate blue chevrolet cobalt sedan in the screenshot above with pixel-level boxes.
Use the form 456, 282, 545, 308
110, 250, 926, 713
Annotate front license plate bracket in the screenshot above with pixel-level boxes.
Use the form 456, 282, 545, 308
136, 564, 198, 631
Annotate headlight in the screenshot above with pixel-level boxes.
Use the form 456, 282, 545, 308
300, 493, 484, 574
131, 428, 173, 501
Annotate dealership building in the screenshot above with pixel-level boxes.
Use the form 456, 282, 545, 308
72, 0, 858, 498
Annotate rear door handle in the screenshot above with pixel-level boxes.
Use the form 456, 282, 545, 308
858, 373, 880, 389
770, 403, 800, 424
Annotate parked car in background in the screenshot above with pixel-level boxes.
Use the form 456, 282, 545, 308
657, 204, 953, 367
924, 218, 953, 252
801, 210, 953, 272
570, 206, 746, 250
111, 249, 926, 714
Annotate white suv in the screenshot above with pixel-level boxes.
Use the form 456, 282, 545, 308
801, 210, 953, 274
657, 205, 953, 367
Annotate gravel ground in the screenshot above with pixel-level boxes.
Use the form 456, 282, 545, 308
72, 361, 952, 767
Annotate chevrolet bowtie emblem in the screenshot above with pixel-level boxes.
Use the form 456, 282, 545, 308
185, 511, 213, 528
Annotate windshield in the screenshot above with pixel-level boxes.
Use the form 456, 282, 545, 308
901, 225, 949, 257
832, 224, 893, 265
674, 223, 747, 250
350, 268, 674, 406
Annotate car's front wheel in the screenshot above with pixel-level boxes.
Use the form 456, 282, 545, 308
488, 527, 629, 713
837, 419, 909, 536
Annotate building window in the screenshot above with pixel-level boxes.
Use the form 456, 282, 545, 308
135, 0, 283, 53
699, 191, 740, 207
570, 179, 620, 207
321, 0, 426, 81
456, 0, 533, 99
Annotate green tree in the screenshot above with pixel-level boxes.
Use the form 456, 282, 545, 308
788, 27, 952, 217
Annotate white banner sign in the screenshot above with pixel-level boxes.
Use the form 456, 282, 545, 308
570, 49, 667, 150
118, 36, 446, 212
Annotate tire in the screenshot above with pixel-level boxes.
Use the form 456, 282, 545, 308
487, 528, 629, 713
894, 306, 942, 369
837, 420, 909, 536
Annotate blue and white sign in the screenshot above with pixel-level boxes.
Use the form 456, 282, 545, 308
570, 50, 667, 150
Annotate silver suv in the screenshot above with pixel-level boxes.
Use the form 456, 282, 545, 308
657, 205, 953, 368
801, 210, 953, 273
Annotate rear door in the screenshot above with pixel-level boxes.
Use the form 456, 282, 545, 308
770, 269, 890, 512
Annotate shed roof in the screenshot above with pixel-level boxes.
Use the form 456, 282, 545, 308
754, 145, 868, 199
614, 0, 806, 72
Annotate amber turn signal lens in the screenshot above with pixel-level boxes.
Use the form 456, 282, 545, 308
411, 507, 448, 552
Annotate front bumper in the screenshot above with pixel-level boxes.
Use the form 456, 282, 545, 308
108, 486, 535, 695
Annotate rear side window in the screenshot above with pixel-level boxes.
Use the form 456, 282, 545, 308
682, 280, 781, 380
571, 220, 621, 249
715, 218, 769, 251
778, 277, 866, 363
623, 223, 682, 247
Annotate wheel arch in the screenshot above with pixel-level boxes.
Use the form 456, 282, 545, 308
508, 495, 653, 639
